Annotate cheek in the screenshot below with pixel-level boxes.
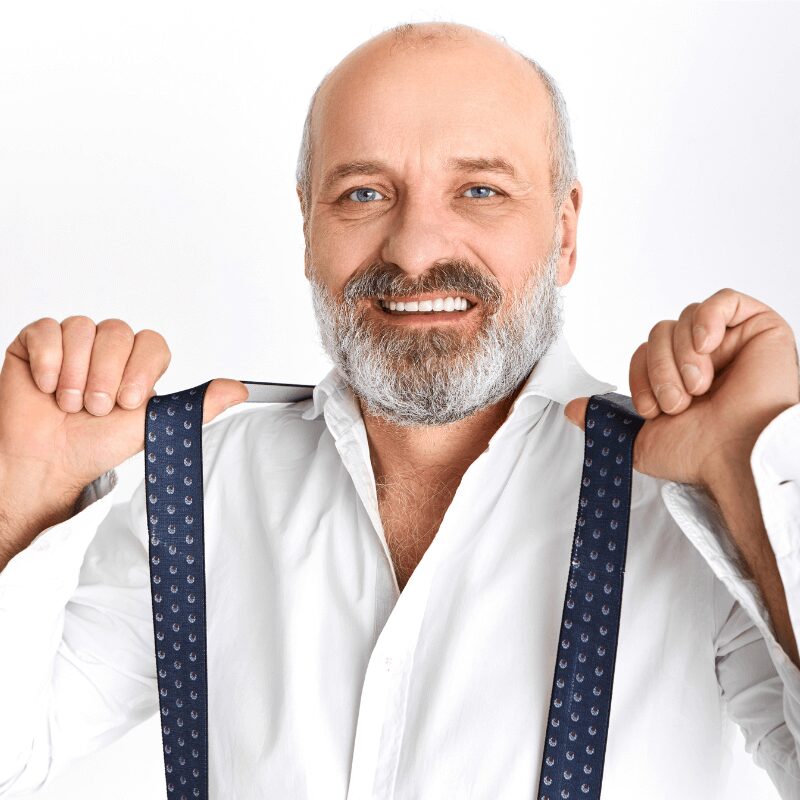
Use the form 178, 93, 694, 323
480, 211, 557, 272
308, 220, 372, 290
474, 233, 539, 290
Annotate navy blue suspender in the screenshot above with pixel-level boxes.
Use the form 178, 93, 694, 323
144, 382, 643, 799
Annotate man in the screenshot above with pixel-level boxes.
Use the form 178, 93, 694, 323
1, 19, 799, 799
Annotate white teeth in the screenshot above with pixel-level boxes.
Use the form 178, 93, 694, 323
379, 295, 472, 313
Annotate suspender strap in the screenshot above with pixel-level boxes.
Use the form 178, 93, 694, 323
536, 392, 644, 800
145, 383, 643, 800
144, 380, 314, 799
145, 380, 213, 800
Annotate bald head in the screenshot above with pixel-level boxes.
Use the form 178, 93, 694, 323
296, 21, 577, 219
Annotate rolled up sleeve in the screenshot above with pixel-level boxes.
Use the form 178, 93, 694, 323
661, 403, 800, 798
0, 463, 157, 795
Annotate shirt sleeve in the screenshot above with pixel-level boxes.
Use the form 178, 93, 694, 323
0, 461, 158, 796
661, 402, 800, 798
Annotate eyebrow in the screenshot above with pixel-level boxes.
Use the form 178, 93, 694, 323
320, 156, 520, 193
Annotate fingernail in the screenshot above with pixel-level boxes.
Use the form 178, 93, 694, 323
86, 391, 113, 415
633, 390, 658, 415
38, 373, 59, 393
655, 383, 682, 413
680, 363, 702, 393
118, 386, 142, 407
57, 388, 83, 412
693, 325, 708, 352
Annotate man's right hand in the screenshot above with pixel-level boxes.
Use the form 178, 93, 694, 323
0, 316, 248, 569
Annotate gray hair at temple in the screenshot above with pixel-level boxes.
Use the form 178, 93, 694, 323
294, 21, 579, 218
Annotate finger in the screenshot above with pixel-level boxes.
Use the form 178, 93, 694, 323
14, 317, 64, 393
116, 329, 172, 409
673, 303, 713, 396
563, 396, 588, 430
203, 378, 250, 423
692, 288, 772, 354
56, 315, 97, 413
628, 341, 660, 417
83, 319, 136, 416
646, 320, 691, 415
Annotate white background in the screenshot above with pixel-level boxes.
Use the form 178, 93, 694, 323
1, 1, 798, 797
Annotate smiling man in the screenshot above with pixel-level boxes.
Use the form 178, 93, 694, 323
1, 18, 800, 800
298, 22, 572, 589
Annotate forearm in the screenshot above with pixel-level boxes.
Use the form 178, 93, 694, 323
705, 458, 800, 670
0, 458, 82, 572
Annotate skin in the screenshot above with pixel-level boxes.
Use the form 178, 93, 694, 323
298, 25, 581, 488
2, 24, 797, 659
300, 21, 800, 661
0, 319, 245, 571
565, 288, 800, 666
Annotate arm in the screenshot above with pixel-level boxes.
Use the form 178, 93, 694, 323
0, 467, 158, 795
662, 403, 800, 797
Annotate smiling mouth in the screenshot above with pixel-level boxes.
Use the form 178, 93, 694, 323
373, 294, 478, 318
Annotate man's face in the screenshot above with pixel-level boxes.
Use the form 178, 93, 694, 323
301, 33, 578, 426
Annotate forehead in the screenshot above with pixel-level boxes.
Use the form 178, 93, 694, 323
311, 39, 552, 192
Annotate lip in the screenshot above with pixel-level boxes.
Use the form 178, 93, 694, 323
376, 291, 481, 305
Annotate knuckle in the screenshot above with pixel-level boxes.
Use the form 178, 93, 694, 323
30, 316, 60, 331
138, 328, 172, 361
15, 320, 61, 371
16, 317, 54, 344
647, 353, 678, 379
632, 341, 648, 360
648, 319, 672, 339
97, 318, 135, 343
138, 327, 162, 344
61, 315, 96, 338
678, 302, 700, 321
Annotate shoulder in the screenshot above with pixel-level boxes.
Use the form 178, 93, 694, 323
200, 399, 326, 467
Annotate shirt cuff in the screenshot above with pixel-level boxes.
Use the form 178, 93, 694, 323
0, 469, 122, 597
73, 468, 119, 514
661, 402, 800, 688
750, 401, 800, 649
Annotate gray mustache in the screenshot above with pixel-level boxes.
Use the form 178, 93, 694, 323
342, 261, 504, 310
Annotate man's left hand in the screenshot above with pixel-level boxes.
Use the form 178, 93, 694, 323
564, 288, 800, 490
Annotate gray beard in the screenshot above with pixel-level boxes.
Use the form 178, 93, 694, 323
308, 235, 564, 427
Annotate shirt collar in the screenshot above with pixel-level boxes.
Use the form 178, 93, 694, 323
300, 328, 617, 426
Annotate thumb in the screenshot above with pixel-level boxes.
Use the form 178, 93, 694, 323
563, 396, 589, 430
202, 378, 250, 423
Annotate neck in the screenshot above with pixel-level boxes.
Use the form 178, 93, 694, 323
358, 382, 526, 485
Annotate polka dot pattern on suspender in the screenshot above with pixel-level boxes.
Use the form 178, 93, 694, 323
537, 393, 644, 800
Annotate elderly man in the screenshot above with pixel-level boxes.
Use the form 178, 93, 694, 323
1, 19, 799, 800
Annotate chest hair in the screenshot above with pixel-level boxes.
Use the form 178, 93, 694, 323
375, 471, 463, 590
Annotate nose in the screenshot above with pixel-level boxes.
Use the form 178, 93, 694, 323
379, 193, 457, 280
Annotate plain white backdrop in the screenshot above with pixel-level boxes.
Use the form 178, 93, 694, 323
1, 1, 798, 797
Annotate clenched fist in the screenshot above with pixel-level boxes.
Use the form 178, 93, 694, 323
0, 316, 248, 570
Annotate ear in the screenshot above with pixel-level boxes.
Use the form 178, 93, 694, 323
296, 185, 311, 281
557, 180, 583, 287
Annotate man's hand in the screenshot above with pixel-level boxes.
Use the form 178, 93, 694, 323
564, 287, 800, 489
564, 288, 800, 667
0, 316, 249, 571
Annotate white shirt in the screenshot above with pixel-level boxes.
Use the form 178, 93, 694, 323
1, 329, 800, 799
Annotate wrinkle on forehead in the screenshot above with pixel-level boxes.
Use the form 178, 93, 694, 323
309, 24, 553, 197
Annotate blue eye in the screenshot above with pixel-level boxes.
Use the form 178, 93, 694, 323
346, 187, 385, 203
464, 185, 498, 198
